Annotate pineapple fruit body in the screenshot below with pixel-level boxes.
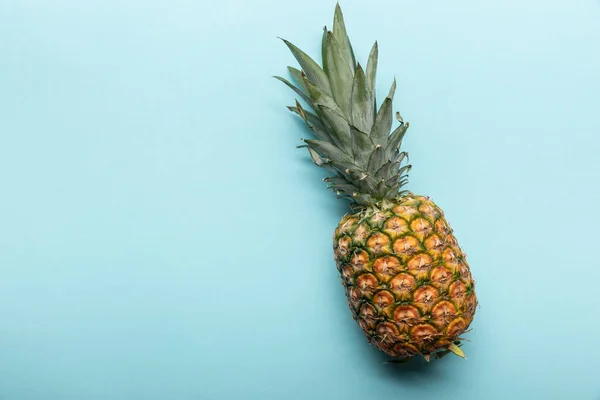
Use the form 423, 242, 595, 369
334, 195, 476, 358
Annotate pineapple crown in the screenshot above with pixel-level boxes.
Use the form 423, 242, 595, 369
276, 4, 411, 208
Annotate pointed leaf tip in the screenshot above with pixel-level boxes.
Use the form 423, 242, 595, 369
350, 64, 371, 133
281, 38, 332, 95
388, 78, 397, 99
273, 75, 313, 107
323, 30, 353, 117
332, 2, 356, 73
448, 343, 467, 359
365, 41, 378, 125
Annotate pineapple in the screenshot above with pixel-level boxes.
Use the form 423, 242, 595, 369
276, 4, 477, 361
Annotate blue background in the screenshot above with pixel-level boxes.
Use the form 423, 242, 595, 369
1, 0, 600, 398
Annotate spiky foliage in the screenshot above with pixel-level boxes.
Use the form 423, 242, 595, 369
275, 4, 410, 207
277, 5, 477, 361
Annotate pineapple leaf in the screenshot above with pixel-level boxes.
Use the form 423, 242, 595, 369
365, 42, 378, 123
324, 175, 353, 186
374, 160, 394, 180
370, 79, 396, 146
287, 66, 307, 92
317, 105, 353, 153
371, 99, 392, 146
386, 174, 400, 186
387, 78, 397, 99
281, 38, 332, 95
374, 178, 388, 197
350, 64, 371, 133
448, 343, 467, 359
277, 4, 411, 206
305, 139, 352, 163
394, 151, 408, 164
385, 183, 400, 198
385, 122, 409, 160
356, 172, 379, 194
274, 76, 314, 109
303, 77, 346, 117
397, 164, 412, 177
354, 192, 375, 205
321, 26, 329, 73
395, 111, 403, 123
329, 159, 360, 174
350, 125, 373, 166
287, 103, 330, 142
324, 31, 353, 118
367, 145, 384, 174
307, 147, 326, 166
332, 3, 356, 73
328, 182, 359, 193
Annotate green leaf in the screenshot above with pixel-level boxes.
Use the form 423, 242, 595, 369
398, 164, 412, 177
365, 42, 378, 123
370, 79, 396, 146
321, 27, 329, 75
281, 38, 332, 95
355, 193, 376, 205
324, 175, 352, 186
287, 103, 330, 142
305, 139, 351, 163
374, 160, 393, 180
385, 183, 400, 198
350, 125, 373, 167
332, 3, 356, 73
374, 178, 388, 198
324, 31, 353, 118
329, 159, 360, 177
395, 111, 403, 123
287, 66, 307, 92
384, 122, 409, 160
351, 65, 371, 133
387, 78, 397, 99
448, 343, 467, 359
274, 76, 313, 108
307, 147, 325, 166
367, 144, 384, 174
317, 105, 353, 153
328, 182, 359, 194
386, 174, 400, 186
357, 175, 378, 197
303, 77, 346, 117
394, 151, 408, 164
371, 99, 392, 146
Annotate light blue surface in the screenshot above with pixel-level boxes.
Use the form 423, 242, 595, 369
1, 0, 600, 399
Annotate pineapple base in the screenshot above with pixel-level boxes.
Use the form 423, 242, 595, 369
333, 194, 477, 359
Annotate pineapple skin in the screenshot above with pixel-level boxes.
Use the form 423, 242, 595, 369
333, 194, 477, 358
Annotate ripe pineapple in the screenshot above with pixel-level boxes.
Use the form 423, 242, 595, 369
276, 4, 477, 361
